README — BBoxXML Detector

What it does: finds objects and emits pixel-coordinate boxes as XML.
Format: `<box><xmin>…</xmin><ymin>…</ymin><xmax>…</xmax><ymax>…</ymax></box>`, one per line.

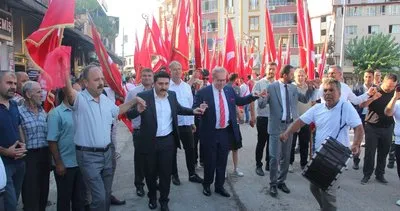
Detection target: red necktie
<box><xmin>219</xmin><ymin>90</ymin><xmax>225</xmax><ymax>128</ymax></box>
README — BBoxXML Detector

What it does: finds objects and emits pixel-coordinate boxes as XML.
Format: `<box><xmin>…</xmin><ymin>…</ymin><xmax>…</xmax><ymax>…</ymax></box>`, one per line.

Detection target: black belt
<box><xmin>281</xmin><ymin>119</ymin><xmax>293</xmax><ymax>124</ymax></box>
<box><xmin>75</xmin><ymin>143</ymin><xmax>112</xmax><ymax>152</ymax></box>
<box><xmin>27</xmin><ymin>147</ymin><xmax>49</xmax><ymax>152</ymax></box>
<box><xmin>156</xmin><ymin>133</ymin><xmax>172</xmax><ymax>139</ymax></box>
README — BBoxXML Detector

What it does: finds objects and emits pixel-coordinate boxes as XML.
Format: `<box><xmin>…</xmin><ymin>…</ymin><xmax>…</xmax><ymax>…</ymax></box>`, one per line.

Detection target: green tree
<box><xmin>345</xmin><ymin>33</ymin><xmax>400</xmax><ymax>74</ymax></box>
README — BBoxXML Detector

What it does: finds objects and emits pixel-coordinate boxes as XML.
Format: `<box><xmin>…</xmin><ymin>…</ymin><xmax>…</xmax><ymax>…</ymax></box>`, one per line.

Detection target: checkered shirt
<box><xmin>18</xmin><ymin>104</ymin><xmax>48</xmax><ymax>149</ymax></box>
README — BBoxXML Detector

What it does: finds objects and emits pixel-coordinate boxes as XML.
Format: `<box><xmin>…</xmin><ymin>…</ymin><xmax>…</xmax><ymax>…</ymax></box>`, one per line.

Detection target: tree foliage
<box><xmin>345</xmin><ymin>33</ymin><xmax>400</xmax><ymax>74</ymax></box>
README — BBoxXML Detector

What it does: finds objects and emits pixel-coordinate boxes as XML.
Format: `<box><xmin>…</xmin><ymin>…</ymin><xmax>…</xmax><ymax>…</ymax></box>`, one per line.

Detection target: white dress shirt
<box><xmin>392</xmin><ymin>101</ymin><xmax>400</xmax><ymax>145</ymax></box>
<box><xmin>279</xmin><ymin>80</ymin><xmax>292</xmax><ymax>121</ymax></box>
<box><xmin>154</xmin><ymin>89</ymin><xmax>173</xmax><ymax>137</ymax></box>
<box><xmin>125</xmin><ymin>82</ymin><xmax>136</xmax><ymax>92</ymax></box>
<box><xmin>240</xmin><ymin>83</ymin><xmax>250</xmax><ymax>97</ymax></box>
<box><xmin>213</xmin><ymin>85</ymin><xmax>229</xmax><ymax>129</ymax></box>
<box><xmin>0</xmin><ymin>157</ymin><xmax>6</xmax><ymax>190</ymax></box>
<box><xmin>169</xmin><ymin>79</ymin><xmax>194</xmax><ymax>126</ymax></box>
<box><xmin>362</xmin><ymin>84</ymin><xmax>369</xmax><ymax>115</ymax></box>
<box><xmin>125</xmin><ymin>85</ymin><xmax>151</xmax><ymax>129</ymax></box>
<box><xmin>300</xmin><ymin>100</ymin><xmax>362</xmax><ymax>150</ymax></box>
<box><xmin>316</xmin><ymin>82</ymin><xmax>369</xmax><ymax>104</ymax></box>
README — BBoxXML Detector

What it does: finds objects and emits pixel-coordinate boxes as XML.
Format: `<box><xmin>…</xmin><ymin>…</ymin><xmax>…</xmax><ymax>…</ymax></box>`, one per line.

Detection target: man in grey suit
<box><xmin>259</xmin><ymin>64</ymin><xmax>315</xmax><ymax>197</ymax></box>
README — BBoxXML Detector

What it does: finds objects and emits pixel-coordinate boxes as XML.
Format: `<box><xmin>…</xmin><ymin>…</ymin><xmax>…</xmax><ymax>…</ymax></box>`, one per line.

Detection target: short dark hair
<box><xmin>57</xmin><ymin>89</ymin><xmax>65</xmax><ymax>103</ymax></box>
<box><xmin>82</xmin><ymin>64</ymin><xmax>100</xmax><ymax>80</ymax></box>
<box><xmin>141</xmin><ymin>68</ymin><xmax>153</xmax><ymax>75</ymax></box>
<box><xmin>247</xmin><ymin>75</ymin><xmax>251</xmax><ymax>80</ymax></box>
<box><xmin>280</xmin><ymin>64</ymin><xmax>294</xmax><ymax>78</ymax></box>
<box><xmin>364</xmin><ymin>68</ymin><xmax>374</xmax><ymax>75</ymax></box>
<box><xmin>202</xmin><ymin>69</ymin><xmax>209</xmax><ymax>77</ymax></box>
<box><xmin>154</xmin><ymin>71</ymin><xmax>170</xmax><ymax>82</ymax></box>
<box><xmin>229</xmin><ymin>73</ymin><xmax>239</xmax><ymax>82</ymax></box>
<box><xmin>384</xmin><ymin>73</ymin><xmax>397</xmax><ymax>82</ymax></box>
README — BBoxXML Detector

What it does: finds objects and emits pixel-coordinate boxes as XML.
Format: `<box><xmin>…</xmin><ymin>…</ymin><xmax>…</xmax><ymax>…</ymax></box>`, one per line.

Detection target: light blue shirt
<box><xmin>47</xmin><ymin>103</ymin><xmax>77</xmax><ymax>168</ymax></box>
<box><xmin>72</xmin><ymin>90</ymin><xmax>119</xmax><ymax>148</ymax></box>
<box><xmin>0</xmin><ymin>157</ymin><xmax>6</xmax><ymax>190</ymax></box>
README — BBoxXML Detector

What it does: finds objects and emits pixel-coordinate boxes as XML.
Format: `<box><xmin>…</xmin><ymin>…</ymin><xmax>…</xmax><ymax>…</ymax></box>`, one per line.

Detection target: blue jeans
<box><xmin>4</xmin><ymin>161</ymin><xmax>25</xmax><ymax>211</ymax></box>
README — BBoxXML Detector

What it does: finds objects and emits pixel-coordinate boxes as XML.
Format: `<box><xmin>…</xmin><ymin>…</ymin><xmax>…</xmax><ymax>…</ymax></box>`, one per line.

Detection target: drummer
<box><xmin>280</xmin><ymin>78</ymin><xmax>364</xmax><ymax>211</ymax></box>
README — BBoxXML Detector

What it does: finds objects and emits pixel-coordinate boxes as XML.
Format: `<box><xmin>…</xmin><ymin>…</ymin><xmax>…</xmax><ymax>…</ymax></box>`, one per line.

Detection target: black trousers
<box><xmin>290</xmin><ymin>125</ymin><xmax>310</xmax><ymax>166</ymax></box>
<box><xmin>193</xmin><ymin>117</ymin><xmax>204</xmax><ymax>165</ymax></box>
<box><xmin>22</xmin><ymin>147</ymin><xmax>51</xmax><ymax>211</ymax></box>
<box><xmin>395</xmin><ymin>144</ymin><xmax>400</xmax><ymax>178</ymax></box>
<box><xmin>142</xmin><ymin>134</ymin><xmax>175</xmax><ymax>204</ymax></box>
<box><xmin>0</xmin><ymin>192</ymin><xmax>4</xmax><ymax>211</ymax></box>
<box><xmin>354</xmin><ymin>114</ymin><xmax>366</xmax><ymax>164</ymax></box>
<box><xmin>388</xmin><ymin>141</ymin><xmax>396</xmax><ymax>164</ymax></box>
<box><xmin>54</xmin><ymin>167</ymin><xmax>86</xmax><ymax>211</ymax></box>
<box><xmin>255</xmin><ymin>117</ymin><xmax>270</xmax><ymax>168</ymax></box>
<box><xmin>363</xmin><ymin>124</ymin><xmax>393</xmax><ymax>177</ymax></box>
<box><xmin>133</xmin><ymin>130</ymin><xmax>145</xmax><ymax>189</ymax></box>
<box><xmin>202</xmin><ymin>128</ymin><xmax>230</xmax><ymax>189</ymax></box>
<box><xmin>172</xmin><ymin>126</ymin><xmax>196</xmax><ymax>176</ymax></box>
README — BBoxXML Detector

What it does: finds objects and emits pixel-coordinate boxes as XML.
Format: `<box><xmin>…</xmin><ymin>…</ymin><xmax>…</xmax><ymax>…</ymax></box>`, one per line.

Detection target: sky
<box><xmin>108</xmin><ymin>0</ymin><xmax>160</xmax><ymax>57</ymax></box>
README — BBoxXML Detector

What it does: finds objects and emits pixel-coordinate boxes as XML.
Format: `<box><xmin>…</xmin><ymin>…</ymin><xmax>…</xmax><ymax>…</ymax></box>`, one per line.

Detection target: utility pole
<box><xmin>121</xmin><ymin>27</ymin><xmax>125</xmax><ymax>58</ymax></box>
<box><xmin>339</xmin><ymin>0</ymin><xmax>346</xmax><ymax>67</ymax></box>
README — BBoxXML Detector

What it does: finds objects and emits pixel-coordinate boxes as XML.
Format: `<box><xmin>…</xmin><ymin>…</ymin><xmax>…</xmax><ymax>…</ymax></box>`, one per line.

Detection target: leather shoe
<box><xmin>136</xmin><ymin>186</ymin><xmax>145</xmax><ymax>197</ymax></box>
<box><xmin>160</xmin><ymin>203</ymin><xmax>170</xmax><ymax>211</ymax></box>
<box><xmin>277</xmin><ymin>183</ymin><xmax>290</xmax><ymax>194</ymax></box>
<box><xmin>376</xmin><ymin>175</ymin><xmax>388</xmax><ymax>184</ymax></box>
<box><xmin>265</xmin><ymin>164</ymin><xmax>270</xmax><ymax>171</ymax></box>
<box><xmin>387</xmin><ymin>162</ymin><xmax>395</xmax><ymax>169</ymax></box>
<box><xmin>255</xmin><ymin>167</ymin><xmax>265</xmax><ymax>176</ymax></box>
<box><xmin>110</xmin><ymin>195</ymin><xmax>126</xmax><ymax>205</ymax></box>
<box><xmin>189</xmin><ymin>174</ymin><xmax>204</xmax><ymax>183</ymax></box>
<box><xmin>215</xmin><ymin>187</ymin><xmax>231</xmax><ymax>197</ymax></box>
<box><xmin>148</xmin><ymin>199</ymin><xmax>157</xmax><ymax>210</ymax></box>
<box><xmin>269</xmin><ymin>185</ymin><xmax>278</xmax><ymax>197</ymax></box>
<box><xmin>203</xmin><ymin>185</ymin><xmax>211</xmax><ymax>196</ymax></box>
<box><xmin>172</xmin><ymin>174</ymin><xmax>181</xmax><ymax>186</ymax></box>
<box><xmin>352</xmin><ymin>162</ymin><xmax>359</xmax><ymax>170</ymax></box>
<box><xmin>361</xmin><ymin>176</ymin><xmax>370</xmax><ymax>185</ymax></box>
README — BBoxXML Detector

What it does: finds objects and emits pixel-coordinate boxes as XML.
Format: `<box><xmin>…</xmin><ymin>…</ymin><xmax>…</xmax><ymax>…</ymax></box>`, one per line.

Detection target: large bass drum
<box><xmin>302</xmin><ymin>136</ymin><xmax>352</xmax><ymax>191</ymax></box>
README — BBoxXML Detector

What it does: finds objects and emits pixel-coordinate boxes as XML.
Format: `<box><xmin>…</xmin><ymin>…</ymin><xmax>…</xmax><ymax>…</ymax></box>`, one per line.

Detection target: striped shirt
<box><xmin>19</xmin><ymin>104</ymin><xmax>48</xmax><ymax>149</ymax></box>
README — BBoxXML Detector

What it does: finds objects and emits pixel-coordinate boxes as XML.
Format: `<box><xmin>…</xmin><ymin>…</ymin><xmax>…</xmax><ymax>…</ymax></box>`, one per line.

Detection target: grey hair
<box><xmin>82</xmin><ymin>64</ymin><xmax>100</xmax><ymax>80</ymax></box>
<box><xmin>0</xmin><ymin>70</ymin><xmax>16</xmax><ymax>81</ymax></box>
<box><xmin>169</xmin><ymin>61</ymin><xmax>182</xmax><ymax>69</ymax></box>
<box><xmin>322</xmin><ymin>78</ymin><xmax>341</xmax><ymax>92</ymax></box>
<box><xmin>212</xmin><ymin>66</ymin><xmax>227</xmax><ymax>78</ymax></box>
<box><xmin>22</xmin><ymin>81</ymin><xmax>40</xmax><ymax>98</ymax></box>
<box><xmin>329</xmin><ymin>65</ymin><xmax>342</xmax><ymax>73</ymax></box>
<box><xmin>294</xmin><ymin>68</ymin><xmax>305</xmax><ymax>75</ymax></box>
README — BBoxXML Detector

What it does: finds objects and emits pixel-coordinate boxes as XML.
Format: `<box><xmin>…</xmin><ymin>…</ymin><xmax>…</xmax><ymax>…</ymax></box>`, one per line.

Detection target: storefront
<box><xmin>0</xmin><ymin>8</ymin><xmax>14</xmax><ymax>71</ymax></box>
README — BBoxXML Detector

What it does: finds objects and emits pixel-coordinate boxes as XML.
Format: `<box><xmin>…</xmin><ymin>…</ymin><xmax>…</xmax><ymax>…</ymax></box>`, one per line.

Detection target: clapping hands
<box><xmin>253</xmin><ymin>89</ymin><xmax>268</xmax><ymax>98</ymax></box>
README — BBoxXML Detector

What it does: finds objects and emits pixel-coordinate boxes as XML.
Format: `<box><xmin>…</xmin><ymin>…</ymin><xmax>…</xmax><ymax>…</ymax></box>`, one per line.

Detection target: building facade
<box><xmin>333</xmin><ymin>0</ymin><xmax>400</xmax><ymax>73</ymax></box>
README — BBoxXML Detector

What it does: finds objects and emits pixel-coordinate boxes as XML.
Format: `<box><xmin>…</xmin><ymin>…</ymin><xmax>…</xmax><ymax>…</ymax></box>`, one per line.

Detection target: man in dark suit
<box><xmin>193</xmin><ymin>67</ymin><xmax>265</xmax><ymax>197</ymax></box>
<box><xmin>127</xmin><ymin>71</ymin><xmax>205</xmax><ymax>211</ymax></box>
<box><xmin>352</xmin><ymin>69</ymin><xmax>374</xmax><ymax>169</ymax></box>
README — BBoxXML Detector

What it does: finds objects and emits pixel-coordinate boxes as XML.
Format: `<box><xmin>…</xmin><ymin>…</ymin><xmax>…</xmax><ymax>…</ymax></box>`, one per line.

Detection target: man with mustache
<box><xmin>125</xmin><ymin>68</ymin><xmax>154</xmax><ymax>197</ymax></box>
<box><xmin>280</xmin><ymin>78</ymin><xmax>364</xmax><ymax>211</ymax></box>
<box><xmin>19</xmin><ymin>80</ymin><xmax>50</xmax><ymax>211</ymax></box>
<box><xmin>258</xmin><ymin>64</ymin><xmax>315</xmax><ymax>197</ymax></box>
<box><xmin>0</xmin><ymin>71</ymin><xmax>27</xmax><ymax>211</ymax></box>
<box><xmin>127</xmin><ymin>71</ymin><xmax>206</xmax><ymax>211</ymax></box>
<box><xmin>12</xmin><ymin>72</ymin><xmax>29</xmax><ymax>106</ymax></box>
<box><xmin>63</xmin><ymin>64</ymin><xmax>144</xmax><ymax>211</ymax></box>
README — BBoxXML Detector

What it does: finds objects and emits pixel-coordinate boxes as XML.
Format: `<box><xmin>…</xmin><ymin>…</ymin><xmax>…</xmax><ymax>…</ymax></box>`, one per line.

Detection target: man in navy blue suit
<box><xmin>193</xmin><ymin>67</ymin><xmax>266</xmax><ymax>197</ymax></box>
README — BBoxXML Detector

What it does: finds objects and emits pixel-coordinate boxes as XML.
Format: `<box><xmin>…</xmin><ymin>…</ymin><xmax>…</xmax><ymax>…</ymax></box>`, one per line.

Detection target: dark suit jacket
<box><xmin>193</xmin><ymin>85</ymin><xmax>257</xmax><ymax>147</ymax></box>
<box><xmin>126</xmin><ymin>90</ymin><xmax>194</xmax><ymax>153</ymax></box>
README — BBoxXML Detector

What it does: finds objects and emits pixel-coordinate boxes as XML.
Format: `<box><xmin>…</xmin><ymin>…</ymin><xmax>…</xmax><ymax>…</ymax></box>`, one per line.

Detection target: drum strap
<box><xmin>335</xmin><ymin>103</ymin><xmax>346</xmax><ymax>140</ymax></box>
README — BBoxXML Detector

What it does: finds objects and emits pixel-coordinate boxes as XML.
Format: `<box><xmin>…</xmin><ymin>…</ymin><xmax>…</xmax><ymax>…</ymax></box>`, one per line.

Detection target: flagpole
<box><xmin>339</xmin><ymin>0</ymin><xmax>346</xmax><ymax>67</ymax></box>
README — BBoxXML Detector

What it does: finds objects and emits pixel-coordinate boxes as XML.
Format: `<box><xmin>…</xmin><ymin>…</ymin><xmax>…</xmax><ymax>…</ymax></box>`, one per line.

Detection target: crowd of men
<box><xmin>0</xmin><ymin>60</ymin><xmax>400</xmax><ymax>211</ymax></box>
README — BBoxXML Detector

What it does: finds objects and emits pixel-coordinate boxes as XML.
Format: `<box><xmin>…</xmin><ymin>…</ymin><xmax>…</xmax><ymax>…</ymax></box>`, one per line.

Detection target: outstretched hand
<box><xmin>136</xmin><ymin>96</ymin><xmax>147</xmax><ymax>113</ymax></box>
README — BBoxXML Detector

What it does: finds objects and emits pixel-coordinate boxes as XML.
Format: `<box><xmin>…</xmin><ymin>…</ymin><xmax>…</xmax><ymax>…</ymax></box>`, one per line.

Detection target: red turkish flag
<box><xmin>24</xmin><ymin>0</ymin><xmax>74</xmax><ymax>90</ymax></box>
<box><xmin>265</xmin><ymin>7</ymin><xmax>276</xmax><ymax>63</ymax></box>
<box><xmin>193</xmin><ymin>0</ymin><xmax>203</xmax><ymax>69</ymax></box>
<box><xmin>171</xmin><ymin>0</ymin><xmax>190</xmax><ymax>71</ymax></box>
<box><xmin>223</xmin><ymin>19</ymin><xmax>236</xmax><ymax>74</ymax></box>
<box><xmin>150</xmin><ymin>17</ymin><xmax>168</xmax><ymax>69</ymax></box>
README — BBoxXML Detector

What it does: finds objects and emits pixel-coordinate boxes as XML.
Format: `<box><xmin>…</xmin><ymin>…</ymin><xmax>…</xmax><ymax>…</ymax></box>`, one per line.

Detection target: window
<box><xmin>389</xmin><ymin>24</ymin><xmax>400</xmax><ymax>33</ymax></box>
<box><xmin>368</xmin><ymin>25</ymin><xmax>379</xmax><ymax>34</ymax></box>
<box><xmin>202</xmin><ymin>0</ymin><xmax>217</xmax><ymax>13</ymax></box>
<box><xmin>270</xmin><ymin>13</ymin><xmax>297</xmax><ymax>27</ymax></box>
<box><xmin>366</xmin><ymin>6</ymin><xmax>377</xmax><ymax>16</ymax></box>
<box><xmin>321</xmin><ymin>16</ymin><xmax>327</xmax><ymax>23</ymax></box>
<box><xmin>128</xmin><ymin>58</ymin><xmax>132</xmax><ymax>65</ymax></box>
<box><xmin>345</xmin><ymin>25</ymin><xmax>357</xmax><ymax>35</ymax></box>
<box><xmin>269</xmin><ymin>0</ymin><xmax>294</xmax><ymax>6</ymax></box>
<box><xmin>321</xmin><ymin>29</ymin><xmax>327</xmax><ymax>36</ymax></box>
<box><xmin>225</xmin><ymin>0</ymin><xmax>233</xmax><ymax>8</ymax></box>
<box><xmin>202</xmin><ymin>19</ymin><xmax>218</xmax><ymax>32</ymax></box>
<box><xmin>292</xmin><ymin>34</ymin><xmax>298</xmax><ymax>47</ymax></box>
<box><xmin>253</xmin><ymin>36</ymin><xmax>260</xmax><ymax>49</ymax></box>
<box><xmin>381</xmin><ymin>5</ymin><xmax>386</xmax><ymax>15</ymax></box>
<box><xmin>249</xmin><ymin>16</ymin><xmax>260</xmax><ymax>31</ymax></box>
<box><xmin>249</xmin><ymin>0</ymin><xmax>259</xmax><ymax>10</ymax></box>
<box><xmin>389</xmin><ymin>5</ymin><xmax>400</xmax><ymax>15</ymax></box>
<box><xmin>346</xmin><ymin>7</ymin><xmax>361</xmax><ymax>16</ymax></box>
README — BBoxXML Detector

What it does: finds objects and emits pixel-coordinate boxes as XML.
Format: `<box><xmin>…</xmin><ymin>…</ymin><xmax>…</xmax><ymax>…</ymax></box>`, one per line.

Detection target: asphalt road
<box><xmin>41</xmin><ymin>122</ymin><xmax>400</xmax><ymax>211</ymax></box>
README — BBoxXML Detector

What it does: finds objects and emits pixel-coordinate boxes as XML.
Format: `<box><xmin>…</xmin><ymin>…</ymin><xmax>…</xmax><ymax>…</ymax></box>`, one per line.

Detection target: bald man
<box><xmin>12</xmin><ymin>72</ymin><xmax>29</xmax><ymax>106</ymax></box>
